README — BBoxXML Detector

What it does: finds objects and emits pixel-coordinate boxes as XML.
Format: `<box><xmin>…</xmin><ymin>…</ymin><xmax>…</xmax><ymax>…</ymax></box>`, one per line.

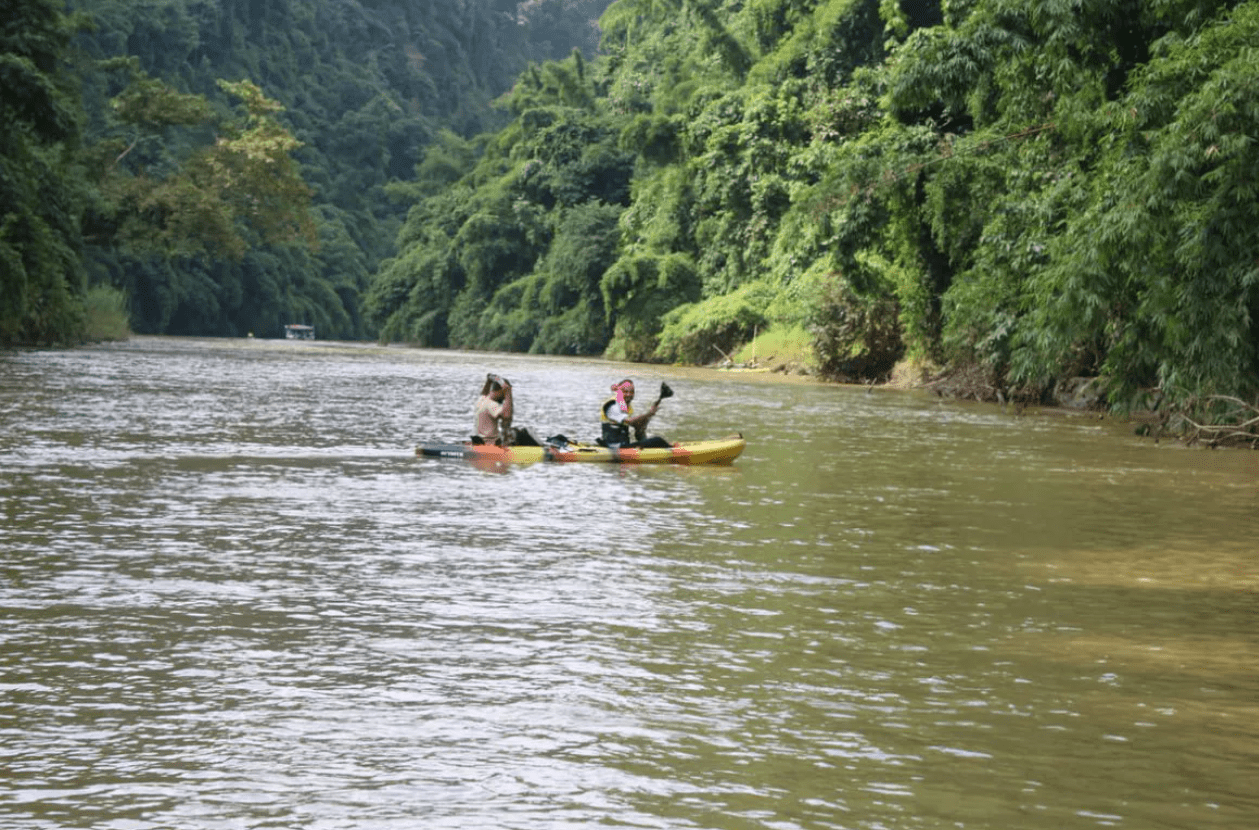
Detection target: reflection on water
<box><xmin>1</xmin><ymin>336</ymin><xmax>1256</xmax><ymax>830</ymax></box>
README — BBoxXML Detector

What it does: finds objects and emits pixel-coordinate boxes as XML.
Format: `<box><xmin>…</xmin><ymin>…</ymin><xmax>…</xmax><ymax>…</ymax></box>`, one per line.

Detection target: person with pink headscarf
<box><xmin>599</xmin><ymin>379</ymin><xmax>670</xmax><ymax>448</ymax></box>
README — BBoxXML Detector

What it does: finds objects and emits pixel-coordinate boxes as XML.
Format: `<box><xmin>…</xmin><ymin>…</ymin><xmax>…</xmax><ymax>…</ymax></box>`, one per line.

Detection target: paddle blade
<box><xmin>659</xmin><ymin>382</ymin><xmax>674</xmax><ymax>400</ymax></box>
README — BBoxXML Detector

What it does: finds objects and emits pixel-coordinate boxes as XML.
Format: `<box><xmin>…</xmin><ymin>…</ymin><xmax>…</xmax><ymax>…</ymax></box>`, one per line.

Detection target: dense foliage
<box><xmin>1</xmin><ymin>0</ymin><xmax>86</xmax><ymax>343</ymax></box>
<box><xmin>2</xmin><ymin>0</ymin><xmax>609</xmax><ymax>343</ymax></box>
<box><xmin>373</xmin><ymin>0</ymin><xmax>1259</xmax><ymax>427</ymax></box>
<box><xmin>4</xmin><ymin>0</ymin><xmax>1257</xmax><ymax>431</ymax></box>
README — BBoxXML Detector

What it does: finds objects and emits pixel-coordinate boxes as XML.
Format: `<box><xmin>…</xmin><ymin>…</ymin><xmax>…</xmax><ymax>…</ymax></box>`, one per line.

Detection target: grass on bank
<box><xmin>82</xmin><ymin>285</ymin><xmax>131</xmax><ymax>342</ymax></box>
<box><xmin>730</xmin><ymin>324</ymin><xmax>818</xmax><ymax>373</ymax></box>
<box><xmin>731</xmin><ymin>325</ymin><xmax>946</xmax><ymax>386</ymax></box>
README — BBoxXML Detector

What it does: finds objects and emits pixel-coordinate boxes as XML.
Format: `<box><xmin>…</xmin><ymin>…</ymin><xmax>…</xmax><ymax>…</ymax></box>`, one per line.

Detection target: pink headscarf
<box><xmin>611</xmin><ymin>379</ymin><xmax>634</xmax><ymax>412</ymax></box>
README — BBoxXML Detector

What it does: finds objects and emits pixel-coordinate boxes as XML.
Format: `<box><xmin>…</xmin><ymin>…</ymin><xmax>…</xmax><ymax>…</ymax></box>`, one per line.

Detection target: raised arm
<box><xmin>625</xmin><ymin>401</ymin><xmax>657</xmax><ymax>430</ymax></box>
<box><xmin>499</xmin><ymin>380</ymin><xmax>514</xmax><ymax>427</ymax></box>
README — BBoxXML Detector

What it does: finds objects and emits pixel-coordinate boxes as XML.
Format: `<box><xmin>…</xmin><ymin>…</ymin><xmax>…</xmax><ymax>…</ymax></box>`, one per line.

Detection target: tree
<box><xmin>1</xmin><ymin>0</ymin><xmax>87</xmax><ymax>344</ymax></box>
<box><xmin>371</xmin><ymin>48</ymin><xmax>634</xmax><ymax>354</ymax></box>
<box><xmin>1013</xmin><ymin>2</ymin><xmax>1259</xmax><ymax>413</ymax></box>
<box><xmin>89</xmin><ymin>72</ymin><xmax>314</xmax><ymax>261</ymax></box>
<box><xmin>80</xmin><ymin>69</ymin><xmax>326</xmax><ymax>335</ymax></box>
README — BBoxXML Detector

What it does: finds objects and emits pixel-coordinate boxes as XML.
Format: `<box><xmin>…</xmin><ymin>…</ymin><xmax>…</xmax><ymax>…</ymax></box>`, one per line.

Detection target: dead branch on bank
<box><xmin>1176</xmin><ymin>395</ymin><xmax>1259</xmax><ymax>449</ymax></box>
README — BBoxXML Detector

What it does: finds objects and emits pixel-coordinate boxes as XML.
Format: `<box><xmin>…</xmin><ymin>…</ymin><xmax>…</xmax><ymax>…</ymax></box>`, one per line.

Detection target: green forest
<box><xmin>3</xmin><ymin>0</ymin><xmax>607</xmax><ymax>342</ymax></box>
<box><xmin>4</xmin><ymin>0</ymin><xmax>1259</xmax><ymax>435</ymax></box>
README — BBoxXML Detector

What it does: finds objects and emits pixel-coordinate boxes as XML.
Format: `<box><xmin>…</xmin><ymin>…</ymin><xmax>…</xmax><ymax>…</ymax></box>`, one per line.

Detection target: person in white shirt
<box><xmin>599</xmin><ymin>379</ymin><xmax>670</xmax><ymax>448</ymax></box>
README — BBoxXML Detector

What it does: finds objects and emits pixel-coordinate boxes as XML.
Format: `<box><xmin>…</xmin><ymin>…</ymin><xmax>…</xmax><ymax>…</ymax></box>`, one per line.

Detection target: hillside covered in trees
<box><xmin>3</xmin><ymin>0</ymin><xmax>608</xmax><ymax>341</ymax></box>
<box><xmin>3</xmin><ymin>0</ymin><xmax>1258</xmax><ymax>434</ymax></box>
<box><xmin>368</xmin><ymin>0</ymin><xmax>1259</xmax><ymax>430</ymax></box>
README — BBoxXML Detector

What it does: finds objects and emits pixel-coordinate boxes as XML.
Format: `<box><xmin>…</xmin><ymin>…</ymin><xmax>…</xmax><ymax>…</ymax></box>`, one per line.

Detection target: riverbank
<box><xmin>688</xmin><ymin>345</ymin><xmax>1175</xmax><ymax>443</ymax></box>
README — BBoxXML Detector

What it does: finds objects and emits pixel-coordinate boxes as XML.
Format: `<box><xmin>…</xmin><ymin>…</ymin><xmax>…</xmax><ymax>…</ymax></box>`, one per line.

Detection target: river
<box><xmin>1</xmin><ymin>336</ymin><xmax>1255</xmax><ymax>830</ymax></box>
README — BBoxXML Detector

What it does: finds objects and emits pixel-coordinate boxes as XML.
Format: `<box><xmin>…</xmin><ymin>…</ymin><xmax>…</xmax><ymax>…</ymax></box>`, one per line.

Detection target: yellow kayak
<box><xmin>416</xmin><ymin>434</ymin><xmax>746</xmax><ymax>465</ymax></box>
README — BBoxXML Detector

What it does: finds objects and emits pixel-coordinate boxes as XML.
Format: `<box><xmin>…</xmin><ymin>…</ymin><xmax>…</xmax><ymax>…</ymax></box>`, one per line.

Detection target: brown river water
<box><xmin>1</xmin><ymin>336</ymin><xmax>1255</xmax><ymax>830</ymax></box>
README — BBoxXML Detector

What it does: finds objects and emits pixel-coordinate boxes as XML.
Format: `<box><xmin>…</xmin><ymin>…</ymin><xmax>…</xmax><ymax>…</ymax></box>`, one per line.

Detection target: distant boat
<box><xmin>284</xmin><ymin>324</ymin><xmax>315</xmax><ymax>340</ymax></box>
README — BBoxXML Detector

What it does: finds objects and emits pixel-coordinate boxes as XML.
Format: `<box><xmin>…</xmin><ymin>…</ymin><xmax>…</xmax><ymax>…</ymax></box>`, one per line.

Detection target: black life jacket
<box><xmin>600</xmin><ymin>397</ymin><xmax>631</xmax><ymax>445</ymax></box>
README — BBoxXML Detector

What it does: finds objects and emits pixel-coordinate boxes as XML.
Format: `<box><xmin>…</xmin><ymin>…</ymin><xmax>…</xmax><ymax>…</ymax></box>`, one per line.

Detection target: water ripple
<box><xmin>2</xmin><ymin>338</ymin><xmax>1256</xmax><ymax>830</ymax></box>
